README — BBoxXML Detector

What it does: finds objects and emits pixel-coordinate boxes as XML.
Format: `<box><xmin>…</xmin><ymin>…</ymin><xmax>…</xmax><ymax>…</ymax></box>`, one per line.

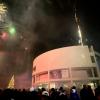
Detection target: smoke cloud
<box><xmin>0</xmin><ymin>0</ymin><xmax>76</xmax><ymax>88</ymax></box>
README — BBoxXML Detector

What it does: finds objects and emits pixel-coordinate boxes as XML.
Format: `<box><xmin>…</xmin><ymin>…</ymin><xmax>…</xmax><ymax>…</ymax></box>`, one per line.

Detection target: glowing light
<box><xmin>25</xmin><ymin>47</ymin><xmax>28</xmax><ymax>51</ymax></box>
<box><xmin>7</xmin><ymin>75</ymin><xmax>14</xmax><ymax>89</ymax></box>
<box><xmin>78</xmin><ymin>25</ymin><xmax>83</xmax><ymax>46</ymax></box>
<box><xmin>0</xmin><ymin>4</ymin><xmax>7</xmax><ymax>13</ymax></box>
<box><xmin>78</xmin><ymin>40</ymin><xmax>81</xmax><ymax>44</ymax></box>
<box><xmin>88</xmin><ymin>83</ymin><xmax>95</xmax><ymax>89</ymax></box>
<box><xmin>1</xmin><ymin>32</ymin><xmax>8</xmax><ymax>40</ymax></box>
<box><xmin>9</xmin><ymin>26</ymin><xmax>16</xmax><ymax>36</ymax></box>
<box><xmin>30</xmin><ymin>87</ymin><xmax>34</xmax><ymax>91</ymax></box>
<box><xmin>78</xmin><ymin>26</ymin><xmax>82</xmax><ymax>38</ymax></box>
<box><xmin>50</xmin><ymin>83</ymin><xmax>55</xmax><ymax>88</ymax></box>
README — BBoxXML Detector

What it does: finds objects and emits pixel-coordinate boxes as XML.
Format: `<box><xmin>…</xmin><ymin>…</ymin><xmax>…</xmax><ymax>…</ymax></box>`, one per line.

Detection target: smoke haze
<box><xmin>0</xmin><ymin>0</ymin><xmax>76</xmax><ymax>88</ymax></box>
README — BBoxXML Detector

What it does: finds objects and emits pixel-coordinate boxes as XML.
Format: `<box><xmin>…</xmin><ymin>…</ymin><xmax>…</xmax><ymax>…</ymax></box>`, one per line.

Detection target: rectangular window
<box><xmin>61</xmin><ymin>69</ymin><xmax>69</xmax><ymax>78</ymax></box>
<box><xmin>36</xmin><ymin>72</ymin><xmax>48</xmax><ymax>82</ymax></box>
<box><xmin>91</xmin><ymin>56</ymin><xmax>95</xmax><ymax>63</ymax></box>
<box><xmin>93</xmin><ymin>68</ymin><xmax>98</xmax><ymax>77</ymax></box>
<box><xmin>87</xmin><ymin>69</ymin><xmax>93</xmax><ymax>77</ymax></box>
<box><xmin>72</xmin><ymin>70</ymin><xmax>88</xmax><ymax>78</ymax></box>
<box><xmin>39</xmin><ymin>73</ymin><xmax>48</xmax><ymax>82</ymax></box>
<box><xmin>50</xmin><ymin>70</ymin><xmax>62</xmax><ymax>79</ymax></box>
<box><xmin>72</xmin><ymin>69</ymin><xmax>93</xmax><ymax>78</ymax></box>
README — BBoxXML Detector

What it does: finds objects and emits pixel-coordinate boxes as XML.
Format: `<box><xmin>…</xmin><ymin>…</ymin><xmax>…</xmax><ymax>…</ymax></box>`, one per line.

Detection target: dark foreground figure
<box><xmin>0</xmin><ymin>85</ymin><xmax>100</xmax><ymax>100</ymax></box>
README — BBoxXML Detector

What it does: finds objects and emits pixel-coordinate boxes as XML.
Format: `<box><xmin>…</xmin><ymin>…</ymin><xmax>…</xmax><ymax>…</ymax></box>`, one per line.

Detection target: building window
<box><xmin>61</xmin><ymin>69</ymin><xmax>69</xmax><ymax>78</ymax></box>
<box><xmin>36</xmin><ymin>72</ymin><xmax>48</xmax><ymax>82</ymax></box>
<box><xmin>39</xmin><ymin>73</ymin><xmax>48</xmax><ymax>81</ymax></box>
<box><xmin>50</xmin><ymin>69</ymin><xmax>69</xmax><ymax>79</ymax></box>
<box><xmin>72</xmin><ymin>69</ymin><xmax>93</xmax><ymax>78</ymax></box>
<box><xmin>50</xmin><ymin>70</ymin><xmax>62</xmax><ymax>79</ymax></box>
<box><xmin>87</xmin><ymin>69</ymin><xmax>93</xmax><ymax>77</ymax></box>
<box><xmin>72</xmin><ymin>70</ymin><xmax>87</xmax><ymax>78</ymax></box>
<box><xmin>91</xmin><ymin>56</ymin><xmax>95</xmax><ymax>63</ymax></box>
<box><xmin>93</xmin><ymin>68</ymin><xmax>98</xmax><ymax>77</ymax></box>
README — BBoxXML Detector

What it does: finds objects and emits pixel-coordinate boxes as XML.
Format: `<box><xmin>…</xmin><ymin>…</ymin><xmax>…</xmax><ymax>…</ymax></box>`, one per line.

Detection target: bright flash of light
<box><xmin>78</xmin><ymin>40</ymin><xmax>81</xmax><ymax>44</ymax></box>
<box><xmin>9</xmin><ymin>26</ymin><xmax>16</xmax><ymax>36</ymax></box>
<box><xmin>1</xmin><ymin>32</ymin><xmax>8</xmax><ymax>40</ymax></box>
<box><xmin>78</xmin><ymin>25</ymin><xmax>83</xmax><ymax>46</ymax></box>
<box><xmin>0</xmin><ymin>4</ymin><xmax>7</xmax><ymax>14</ymax></box>
<box><xmin>7</xmin><ymin>75</ymin><xmax>14</xmax><ymax>89</ymax></box>
<box><xmin>78</xmin><ymin>26</ymin><xmax>82</xmax><ymax>38</ymax></box>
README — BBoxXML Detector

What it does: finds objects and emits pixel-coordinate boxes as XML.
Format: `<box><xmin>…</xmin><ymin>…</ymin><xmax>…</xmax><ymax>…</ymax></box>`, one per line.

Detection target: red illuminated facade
<box><xmin>32</xmin><ymin>46</ymin><xmax>100</xmax><ymax>89</ymax></box>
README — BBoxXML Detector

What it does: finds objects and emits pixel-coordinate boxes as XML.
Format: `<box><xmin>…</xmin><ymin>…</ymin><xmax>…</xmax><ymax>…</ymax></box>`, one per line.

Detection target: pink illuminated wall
<box><xmin>33</xmin><ymin>46</ymin><xmax>96</xmax><ymax>73</ymax></box>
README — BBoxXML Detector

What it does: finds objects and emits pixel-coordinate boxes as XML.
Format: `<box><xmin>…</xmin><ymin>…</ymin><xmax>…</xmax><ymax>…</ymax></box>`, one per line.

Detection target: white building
<box><xmin>32</xmin><ymin>45</ymin><xmax>100</xmax><ymax>89</ymax></box>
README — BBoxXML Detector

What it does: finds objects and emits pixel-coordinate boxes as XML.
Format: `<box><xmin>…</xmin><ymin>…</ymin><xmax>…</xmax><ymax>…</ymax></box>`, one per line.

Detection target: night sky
<box><xmin>0</xmin><ymin>0</ymin><xmax>100</xmax><ymax>88</ymax></box>
<box><xmin>77</xmin><ymin>0</ymin><xmax>100</xmax><ymax>52</ymax></box>
<box><xmin>2</xmin><ymin>0</ymin><xmax>100</xmax><ymax>55</ymax></box>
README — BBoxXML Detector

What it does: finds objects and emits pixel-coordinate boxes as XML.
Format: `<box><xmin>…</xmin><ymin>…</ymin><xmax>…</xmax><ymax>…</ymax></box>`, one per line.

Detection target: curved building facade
<box><xmin>32</xmin><ymin>46</ymin><xmax>100</xmax><ymax>89</ymax></box>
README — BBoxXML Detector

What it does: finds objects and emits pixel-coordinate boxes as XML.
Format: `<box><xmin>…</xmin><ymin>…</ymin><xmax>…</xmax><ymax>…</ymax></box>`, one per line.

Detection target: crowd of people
<box><xmin>0</xmin><ymin>85</ymin><xmax>100</xmax><ymax>100</ymax></box>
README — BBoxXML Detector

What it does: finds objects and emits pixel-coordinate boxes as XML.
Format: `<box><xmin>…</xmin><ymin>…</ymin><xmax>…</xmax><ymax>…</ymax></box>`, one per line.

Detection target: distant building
<box><xmin>32</xmin><ymin>45</ymin><xmax>100</xmax><ymax>89</ymax></box>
